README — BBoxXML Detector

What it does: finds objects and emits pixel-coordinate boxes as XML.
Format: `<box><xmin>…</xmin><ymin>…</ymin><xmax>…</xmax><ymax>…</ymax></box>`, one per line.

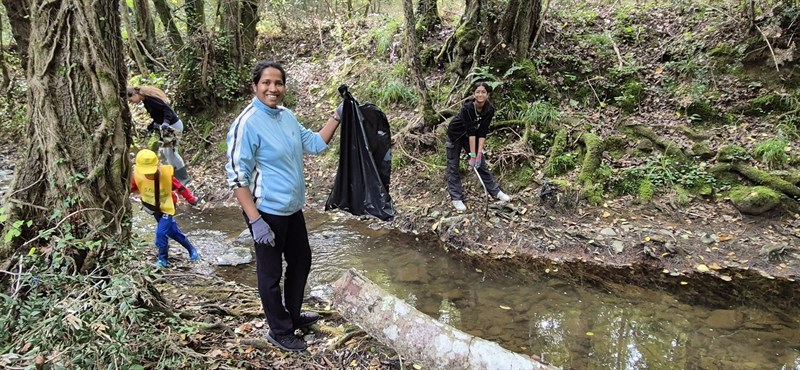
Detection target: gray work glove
<box><xmin>335</xmin><ymin>102</ymin><xmax>344</xmax><ymax>121</ymax></box>
<box><xmin>249</xmin><ymin>216</ymin><xmax>276</xmax><ymax>247</ymax></box>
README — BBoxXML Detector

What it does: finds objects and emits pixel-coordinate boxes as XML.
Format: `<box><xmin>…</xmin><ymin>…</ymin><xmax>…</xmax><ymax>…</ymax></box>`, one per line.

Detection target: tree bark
<box><xmin>240</xmin><ymin>0</ymin><xmax>259</xmax><ymax>62</ymax></box>
<box><xmin>152</xmin><ymin>0</ymin><xmax>184</xmax><ymax>51</ymax></box>
<box><xmin>133</xmin><ymin>0</ymin><xmax>158</xmax><ymax>57</ymax></box>
<box><xmin>221</xmin><ymin>0</ymin><xmax>243</xmax><ymax>65</ymax></box>
<box><xmin>185</xmin><ymin>0</ymin><xmax>205</xmax><ymax>36</ymax></box>
<box><xmin>2</xmin><ymin>0</ymin><xmax>31</xmax><ymax>67</ymax></box>
<box><xmin>499</xmin><ymin>0</ymin><xmax>541</xmax><ymax>59</ymax></box>
<box><xmin>0</xmin><ymin>7</ymin><xmax>9</xmax><ymax>91</ymax></box>
<box><xmin>402</xmin><ymin>0</ymin><xmax>437</xmax><ymax>130</ymax></box>
<box><xmin>415</xmin><ymin>0</ymin><xmax>441</xmax><ymax>36</ymax></box>
<box><xmin>1</xmin><ymin>0</ymin><xmax>133</xmax><ymax>269</ymax></box>
<box><xmin>332</xmin><ymin>269</ymin><xmax>557</xmax><ymax>370</ymax></box>
<box><xmin>121</xmin><ymin>2</ymin><xmax>150</xmax><ymax>76</ymax></box>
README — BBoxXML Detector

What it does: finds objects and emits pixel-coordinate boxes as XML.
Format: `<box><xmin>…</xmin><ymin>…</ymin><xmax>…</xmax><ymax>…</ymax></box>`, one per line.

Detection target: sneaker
<box><xmin>496</xmin><ymin>191</ymin><xmax>511</xmax><ymax>202</ymax></box>
<box><xmin>188</xmin><ymin>248</ymin><xmax>201</xmax><ymax>261</ymax></box>
<box><xmin>155</xmin><ymin>258</ymin><xmax>168</xmax><ymax>268</ymax></box>
<box><xmin>452</xmin><ymin>200</ymin><xmax>466</xmax><ymax>211</ymax></box>
<box><xmin>295</xmin><ymin>311</ymin><xmax>320</xmax><ymax>329</ymax></box>
<box><xmin>267</xmin><ymin>330</ymin><xmax>307</xmax><ymax>352</ymax></box>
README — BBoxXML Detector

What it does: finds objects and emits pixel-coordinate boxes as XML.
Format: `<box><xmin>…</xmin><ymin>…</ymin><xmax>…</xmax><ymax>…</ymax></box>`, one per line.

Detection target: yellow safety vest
<box><xmin>133</xmin><ymin>165</ymin><xmax>176</xmax><ymax>215</ymax></box>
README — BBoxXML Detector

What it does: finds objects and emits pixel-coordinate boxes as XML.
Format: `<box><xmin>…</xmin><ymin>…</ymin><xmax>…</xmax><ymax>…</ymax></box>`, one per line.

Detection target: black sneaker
<box><xmin>267</xmin><ymin>330</ymin><xmax>307</xmax><ymax>352</ymax></box>
<box><xmin>295</xmin><ymin>311</ymin><xmax>320</xmax><ymax>329</ymax></box>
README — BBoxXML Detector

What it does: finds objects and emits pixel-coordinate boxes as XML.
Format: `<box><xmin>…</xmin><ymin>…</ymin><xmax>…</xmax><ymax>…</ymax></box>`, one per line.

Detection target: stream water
<box><xmin>180</xmin><ymin>206</ymin><xmax>798</xmax><ymax>370</ymax></box>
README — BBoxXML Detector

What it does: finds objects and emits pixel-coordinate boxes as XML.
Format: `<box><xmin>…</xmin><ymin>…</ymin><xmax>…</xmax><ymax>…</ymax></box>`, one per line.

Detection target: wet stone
<box><xmin>394</xmin><ymin>264</ymin><xmax>431</xmax><ymax>284</ymax></box>
<box><xmin>612</xmin><ymin>241</ymin><xmax>625</xmax><ymax>253</ymax></box>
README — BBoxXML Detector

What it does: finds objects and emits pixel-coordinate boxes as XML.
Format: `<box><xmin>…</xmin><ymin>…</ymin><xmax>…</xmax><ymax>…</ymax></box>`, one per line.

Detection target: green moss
<box><xmin>685</xmin><ymin>100</ymin><xmax>717</xmax><ymax>122</ymax></box>
<box><xmin>577</xmin><ymin>133</ymin><xmax>603</xmax><ymax>185</ymax></box>
<box><xmin>717</xmin><ymin>145</ymin><xmax>751</xmax><ymax>163</ymax></box>
<box><xmin>545</xmin><ymin>153</ymin><xmax>577</xmax><ymax>177</ymax></box>
<box><xmin>729</xmin><ymin>186</ymin><xmax>782</xmax><ymax>215</ymax></box>
<box><xmin>585</xmin><ymin>184</ymin><xmax>605</xmax><ymax>205</ymax></box>
<box><xmin>675</xmin><ymin>185</ymin><xmax>692</xmax><ymax>206</ymax></box>
<box><xmin>507</xmin><ymin>166</ymin><xmax>536</xmax><ymax>190</ymax></box>
<box><xmin>638</xmin><ymin>179</ymin><xmax>654</xmax><ymax>201</ymax></box>
<box><xmin>744</xmin><ymin>93</ymin><xmax>793</xmax><ymax>115</ymax></box>
<box><xmin>690</xmin><ymin>141</ymin><xmax>714</xmax><ymax>160</ymax></box>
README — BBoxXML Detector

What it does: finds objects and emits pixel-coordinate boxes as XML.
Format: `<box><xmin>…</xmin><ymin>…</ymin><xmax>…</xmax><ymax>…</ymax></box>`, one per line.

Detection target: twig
<box><xmin>755</xmin><ymin>23</ymin><xmax>780</xmax><ymax>72</ymax></box>
<box><xmin>21</xmin><ymin>208</ymin><xmax>114</xmax><ymax>248</ymax></box>
<box><xmin>586</xmin><ymin>77</ymin><xmax>602</xmax><ymax>106</ymax></box>
<box><xmin>608</xmin><ymin>32</ymin><xmax>624</xmax><ymax>68</ymax></box>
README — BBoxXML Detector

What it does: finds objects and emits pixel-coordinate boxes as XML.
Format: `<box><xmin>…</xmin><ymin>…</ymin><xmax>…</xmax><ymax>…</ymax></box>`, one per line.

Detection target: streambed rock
<box><xmin>186</xmin><ymin>230</ymin><xmax>253</xmax><ymax>266</ymax></box>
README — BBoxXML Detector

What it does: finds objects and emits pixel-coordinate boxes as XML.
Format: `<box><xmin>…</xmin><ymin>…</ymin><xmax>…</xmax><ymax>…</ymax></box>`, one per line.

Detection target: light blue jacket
<box><xmin>226</xmin><ymin>97</ymin><xmax>328</xmax><ymax>216</ymax></box>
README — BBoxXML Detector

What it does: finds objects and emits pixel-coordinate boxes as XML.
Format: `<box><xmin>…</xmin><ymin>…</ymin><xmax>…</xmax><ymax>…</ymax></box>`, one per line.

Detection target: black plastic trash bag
<box><xmin>325</xmin><ymin>85</ymin><xmax>395</xmax><ymax>221</ymax></box>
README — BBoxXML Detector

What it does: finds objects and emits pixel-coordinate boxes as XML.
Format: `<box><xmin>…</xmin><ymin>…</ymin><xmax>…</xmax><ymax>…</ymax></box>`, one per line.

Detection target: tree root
<box><xmin>328</xmin><ymin>325</ymin><xmax>366</xmax><ymax>350</ymax></box>
<box><xmin>624</xmin><ymin>122</ymin><xmax>688</xmax><ymax>160</ymax></box>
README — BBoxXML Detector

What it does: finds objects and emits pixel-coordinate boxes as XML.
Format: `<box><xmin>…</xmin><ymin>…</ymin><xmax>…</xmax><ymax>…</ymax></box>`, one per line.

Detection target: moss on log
<box><xmin>625</xmin><ymin>124</ymin><xmax>687</xmax><ymax>160</ymax></box>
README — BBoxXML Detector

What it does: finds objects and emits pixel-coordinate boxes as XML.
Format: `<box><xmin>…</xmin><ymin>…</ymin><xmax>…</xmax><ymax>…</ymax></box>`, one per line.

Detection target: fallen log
<box><xmin>332</xmin><ymin>269</ymin><xmax>558</xmax><ymax>370</ymax></box>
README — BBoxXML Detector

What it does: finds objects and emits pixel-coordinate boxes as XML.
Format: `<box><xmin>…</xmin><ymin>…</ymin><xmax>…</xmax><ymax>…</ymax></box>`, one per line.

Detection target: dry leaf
<box><xmin>696</xmin><ymin>264</ymin><xmax>710</xmax><ymax>272</ymax></box>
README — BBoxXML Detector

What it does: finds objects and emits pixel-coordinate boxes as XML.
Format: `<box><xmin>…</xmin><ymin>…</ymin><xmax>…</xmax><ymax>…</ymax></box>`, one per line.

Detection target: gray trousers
<box><xmin>445</xmin><ymin>139</ymin><xmax>501</xmax><ymax>201</ymax></box>
<box><xmin>160</xmin><ymin>119</ymin><xmax>191</xmax><ymax>185</ymax></box>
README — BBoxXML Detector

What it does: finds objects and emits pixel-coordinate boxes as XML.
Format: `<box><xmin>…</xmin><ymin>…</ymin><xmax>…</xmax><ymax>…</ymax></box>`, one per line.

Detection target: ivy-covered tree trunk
<box><xmin>152</xmin><ymin>0</ymin><xmax>184</xmax><ymax>52</ymax></box>
<box><xmin>415</xmin><ymin>0</ymin><xmax>441</xmax><ymax>36</ymax></box>
<box><xmin>1</xmin><ymin>0</ymin><xmax>133</xmax><ymax>269</ymax></box>
<box><xmin>177</xmin><ymin>0</ymin><xmax>216</xmax><ymax>112</ymax></box>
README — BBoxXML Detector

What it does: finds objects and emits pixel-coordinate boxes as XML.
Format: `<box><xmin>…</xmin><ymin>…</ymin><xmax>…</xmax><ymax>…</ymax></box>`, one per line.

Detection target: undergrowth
<box><xmin>0</xmin><ymin>236</ymin><xmax>203</xmax><ymax>369</ymax></box>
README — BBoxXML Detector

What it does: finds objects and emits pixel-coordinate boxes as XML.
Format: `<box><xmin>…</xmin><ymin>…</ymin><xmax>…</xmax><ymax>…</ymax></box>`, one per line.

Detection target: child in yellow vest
<box><xmin>131</xmin><ymin>149</ymin><xmax>200</xmax><ymax>267</ymax></box>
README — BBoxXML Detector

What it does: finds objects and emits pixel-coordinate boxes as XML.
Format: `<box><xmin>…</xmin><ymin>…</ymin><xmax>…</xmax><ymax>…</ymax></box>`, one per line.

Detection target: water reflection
<box><xmin>107</xmin><ymin>204</ymin><xmax>800</xmax><ymax>369</ymax></box>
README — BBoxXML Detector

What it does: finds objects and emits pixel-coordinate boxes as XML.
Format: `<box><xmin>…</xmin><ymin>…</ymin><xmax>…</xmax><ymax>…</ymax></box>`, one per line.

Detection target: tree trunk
<box><xmin>402</xmin><ymin>0</ymin><xmax>437</xmax><ymax>131</ymax></box>
<box><xmin>415</xmin><ymin>0</ymin><xmax>441</xmax><ymax>36</ymax></box>
<box><xmin>185</xmin><ymin>0</ymin><xmax>205</xmax><ymax>36</ymax></box>
<box><xmin>221</xmin><ymin>0</ymin><xmax>243</xmax><ymax>66</ymax></box>
<box><xmin>240</xmin><ymin>0</ymin><xmax>259</xmax><ymax>62</ymax></box>
<box><xmin>440</xmin><ymin>0</ymin><xmax>541</xmax><ymax>74</ymax></box>
<box><xmin>121</xmin><ymin>2</ymin><xmax>150</xmax><ymax>76</ymax></box>
<box><xmin>152</xmin><ymin>0</ymin><xmax>184</xmax><ymax>51</ymax></box>
<box><xmin>0</xmin><ymin>8</ymin><xmax>9</xmax><ymax>91</ymax></box>
<box><xmin>437</xmin><ymin>0</ymin><xmax>483</xmax><ymax>76</ymax></box>
<box><xmin>1</xmin><ymin>0</ymin><xmax>133</xmax><ymax>269</ymax></box>
<box><xmin>2</xmin><ymin>0</ymin><xmax>30</xmax><ymax>67</ymax></box>
<box><xmin>133</xmin><ymin>0</ymin><xmax>158</xmax><ymax>57</ymax></box>
<box><xmin>499</xmin><ymin>0</ymin><xmax>541</xmax><ymax>59</ymax></box>
<box><xmin>332</xmin><ymin>269</ymin><xmax>557</xmax><ymax>370</ymax></box>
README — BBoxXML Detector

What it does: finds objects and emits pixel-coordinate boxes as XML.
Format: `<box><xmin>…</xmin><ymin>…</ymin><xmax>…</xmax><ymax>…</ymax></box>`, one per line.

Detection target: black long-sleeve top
<box><xmin>446</xmin><ymin>100</ymin><xmax>495</xmax><ymax>143</ymax></box>
<box><xmin>143</xmin><ymin>95</ymin><xmax>179</xmax><ymax>129</ymax></box>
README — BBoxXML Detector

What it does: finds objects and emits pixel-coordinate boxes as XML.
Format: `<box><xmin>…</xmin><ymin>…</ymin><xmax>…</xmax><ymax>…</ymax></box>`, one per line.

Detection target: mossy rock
<box><xmin>635</xmin><ymin>138</ymin><xmax>654</xmax><ymax>152</ymax></box>
<box><xmin>717</xmin><ymin>145</ymin><xmax>751</xmax><ymax>163</ymax></box>
<box><xmin>729</xmin><ymin>186</ymin><xmax>781</xmax><ymax>215</ymax></box>
<box><xmin>689</xmin><ymin>141</ymin><xmax>715</xmax><ymax>160</ymax></box>
<box><xmin>685</xmin><ymin>101</ymin><xmax>718</xmax><ymax>122</ymax></box>
<box><xmin>742</xmin><ymin>93</ymin><xmax>793</xmax><ymax>116</ymax></box>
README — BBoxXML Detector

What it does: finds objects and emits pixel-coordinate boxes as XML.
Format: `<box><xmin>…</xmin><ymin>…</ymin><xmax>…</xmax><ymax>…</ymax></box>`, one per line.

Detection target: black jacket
<box><xmin>447</xmin><ymin>100</ymin><xmax>495</xmax><ymax>142</ymax></box>
<box><xmin>143</xmin><ymin>95</ymin><xmax>179</xmax><ymax>129</ymax></box>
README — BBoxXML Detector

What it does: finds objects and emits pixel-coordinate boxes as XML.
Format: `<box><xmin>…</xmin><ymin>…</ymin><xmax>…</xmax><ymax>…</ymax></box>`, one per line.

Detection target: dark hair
<box><xmin>251</xmin><ymin>61</ymin><xmax>286</xmax><ymax>86</ymax></box>
<box><xmin>472</xmin><ymin>81</ymin><xmax>493</xmax><ymax>94</ymax></box>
